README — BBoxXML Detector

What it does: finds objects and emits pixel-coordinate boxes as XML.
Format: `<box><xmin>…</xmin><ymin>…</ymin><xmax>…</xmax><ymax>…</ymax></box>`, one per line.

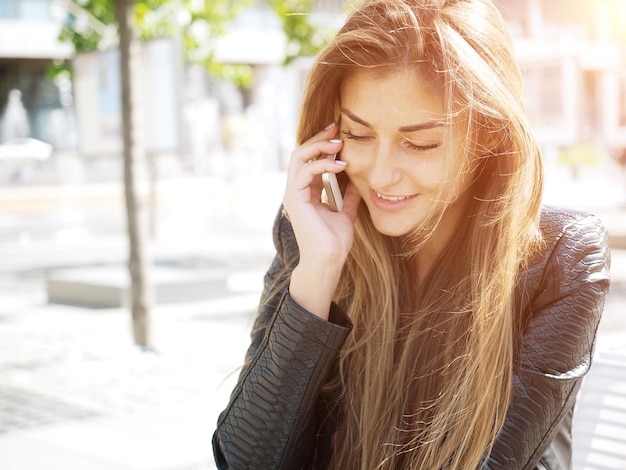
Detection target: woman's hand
<box><xmin>283</xmin><ymin>123</ymin><xmax>361</xmax><ymax>266</ymax></box>
<box><xmin>283</xmin><ymin>123</ymin><xmax>361</xmax><ymax>319</ymax></box>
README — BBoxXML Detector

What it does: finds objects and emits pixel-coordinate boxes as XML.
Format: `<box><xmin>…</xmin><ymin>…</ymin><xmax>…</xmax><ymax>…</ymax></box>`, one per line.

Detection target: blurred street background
<box><xmin>1</xmin><ymin>0</ymin><xmax>626</xmax><ymax>469</ymax></box>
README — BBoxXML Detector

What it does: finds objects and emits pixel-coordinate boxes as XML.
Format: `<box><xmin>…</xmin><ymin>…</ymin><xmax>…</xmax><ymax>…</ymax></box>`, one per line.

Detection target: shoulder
<box><xmin>538</xmin><ymin>205</ymin><xmax>608</xmax><ymax>252</ymax></box>
<box><xmin>536</xmin><ymin>206</ymin><xmax>610</xmax><ymax>286</ymax></box>
<box><xmin>519</xmin><ymin>205</ymin><xmax>610</xmax><ymax>316</ymax></box>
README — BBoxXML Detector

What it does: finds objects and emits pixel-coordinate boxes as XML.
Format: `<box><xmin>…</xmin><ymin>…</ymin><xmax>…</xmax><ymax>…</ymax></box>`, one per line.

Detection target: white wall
<box><xmin>72</xmin><ymin>39</ymin><xmax>184</xmax><ymax>158</ymax></box>
<box><xmin>0</xmin><ymin>19</ymin><xmax>71</xmax><ymax>59</ymax></box>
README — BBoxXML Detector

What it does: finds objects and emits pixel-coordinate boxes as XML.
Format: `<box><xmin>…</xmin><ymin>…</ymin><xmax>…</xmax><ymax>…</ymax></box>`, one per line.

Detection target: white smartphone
<box><xmin>322</xmin><ymin>171</ymin><xmax>344</xmax><ymax>212</ymax></box>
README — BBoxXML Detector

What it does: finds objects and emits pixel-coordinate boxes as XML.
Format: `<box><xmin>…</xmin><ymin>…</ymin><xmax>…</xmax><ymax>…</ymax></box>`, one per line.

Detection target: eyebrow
<box><xmin>341</xmin><ymin>108</ymin><xmax>445</xmax><ymax>132</ymax></box>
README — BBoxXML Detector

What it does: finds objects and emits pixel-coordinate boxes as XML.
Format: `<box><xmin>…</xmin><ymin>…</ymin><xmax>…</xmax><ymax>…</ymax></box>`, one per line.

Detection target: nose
<box><xmin>368</xmin><ymin>143</ymin><xmax>401</xmax><ymax>190</ymax></box>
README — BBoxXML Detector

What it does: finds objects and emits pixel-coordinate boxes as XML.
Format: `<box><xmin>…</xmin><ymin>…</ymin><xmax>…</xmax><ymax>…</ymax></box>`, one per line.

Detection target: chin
<box><xmin>370</xmin><ymin>216</ymin><xmax>415</xmax><ymax>238</ymax></box>
<box><xmin>363</xmin><ymin>198</ymin><xmax>429</xmax><ymax>238</ymax></box>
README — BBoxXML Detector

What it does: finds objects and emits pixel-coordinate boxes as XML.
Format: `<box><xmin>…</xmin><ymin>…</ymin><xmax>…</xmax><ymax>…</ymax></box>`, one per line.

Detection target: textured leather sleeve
<box><xmin>213</xmin><ymin>208</ymin><xmax>352</xmax><ymax>469</ymax></box>
<box><xmin>486</xmin><ymin>209</ymin><xmax>611</xmax><ymax>469</ymax></box>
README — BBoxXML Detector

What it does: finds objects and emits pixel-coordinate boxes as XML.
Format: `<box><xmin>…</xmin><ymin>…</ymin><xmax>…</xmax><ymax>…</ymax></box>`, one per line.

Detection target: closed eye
<box><xmin>404</xmin><ymin>140</ymin><xmax>442</xmax><ymax>151</ymax></box>
<box><xmin>341</xmin><ymin>130</ymin><xmax>373</xmax><ymax>143</ymax></box>
<box><xmin>343</xmin><ymin>130</ymin><xmax>442</xmax><ymax>151</ymax></box>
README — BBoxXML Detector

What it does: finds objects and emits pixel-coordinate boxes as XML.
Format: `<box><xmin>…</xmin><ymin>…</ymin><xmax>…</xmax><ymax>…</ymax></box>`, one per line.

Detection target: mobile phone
<box><xmin>322</xmin><ymin>170</ymin><xmax>344</xmax><ymax>212</ymax></box>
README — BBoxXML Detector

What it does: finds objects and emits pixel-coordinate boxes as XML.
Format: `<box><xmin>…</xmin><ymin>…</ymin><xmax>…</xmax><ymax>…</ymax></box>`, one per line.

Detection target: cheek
<box><xmin>404</xmin><ymin>158</ymin><xmax>447</xmax><ymax>190</ymax></box>
<box><xmin>340</xmin><ymin>147</ymin><xmax>371</xmax><ymax>177</ymax></box>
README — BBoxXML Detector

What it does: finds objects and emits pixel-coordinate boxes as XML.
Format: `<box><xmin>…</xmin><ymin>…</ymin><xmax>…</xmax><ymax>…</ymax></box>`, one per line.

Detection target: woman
<box><xmin>213</xmin><ymin>0</ymin><xmax>610</xmax><ymax>468</ymax></box>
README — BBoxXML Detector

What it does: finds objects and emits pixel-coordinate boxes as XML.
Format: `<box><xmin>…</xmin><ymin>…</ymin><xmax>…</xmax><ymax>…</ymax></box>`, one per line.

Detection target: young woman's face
<box><xmin>340</xmin><ymin>70</ymin><xmax>473</xmax><ymax>238</ymax></box>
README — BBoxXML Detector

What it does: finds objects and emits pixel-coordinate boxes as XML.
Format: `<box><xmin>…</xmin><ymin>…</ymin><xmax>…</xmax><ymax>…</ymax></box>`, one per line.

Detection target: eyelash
<box><xmin>341</xmin><ymin>131</ymin><xmax>442</xmax><ymax>151</ymax></box>
<box><xmin>405</xmin><ymin>141</ymin><xmax>442</xmax><ymax>151</ymax></box>
<box><xmin>341</xmin><ymin>131</ymin><xmax>370</xmax><ymax>143</ymax></box>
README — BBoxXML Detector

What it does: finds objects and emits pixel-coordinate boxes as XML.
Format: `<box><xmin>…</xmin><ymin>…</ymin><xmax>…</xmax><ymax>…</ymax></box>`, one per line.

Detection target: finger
<box><xmin>290</xmin><ymin>159</ymin><xmax>348</xmax><ymax>192</ymax></box>
<box><xmin>296</xmin><ymin>123</ymin><xmax>338</xmax><ymax>153</ymax></box>
<box><xmin>307</xmin><ymin>122</ymin><xmax>338</xmax><ymax>144</ymax></box>
<box><xmin>290</xmin><ymin>140</ymin><xmax>344</xmax><ymax>170</ymax></box>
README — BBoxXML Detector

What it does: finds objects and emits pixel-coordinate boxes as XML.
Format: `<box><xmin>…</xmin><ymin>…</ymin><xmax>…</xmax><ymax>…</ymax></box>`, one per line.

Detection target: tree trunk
<box><xmin>114</xmin><ymin>0</ymin><xmax>152</xmax><ymax>348</ymax></box>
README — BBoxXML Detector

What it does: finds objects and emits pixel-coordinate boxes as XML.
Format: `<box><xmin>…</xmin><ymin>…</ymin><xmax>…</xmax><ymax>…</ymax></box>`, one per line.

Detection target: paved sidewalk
<box><xmin>0</xmin><ymin>274</ymin><xmax>266</xmax><ymax>470</ymax></box>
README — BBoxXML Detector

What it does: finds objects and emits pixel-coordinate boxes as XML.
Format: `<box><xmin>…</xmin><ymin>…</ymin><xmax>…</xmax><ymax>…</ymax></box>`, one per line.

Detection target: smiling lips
<box><xmin>375</xmin><ymin>191</ymin><xmax>411</xmax><ymax>202</ymax></box>
<box><xmin>371</xmin><ymin>189</ymin><xmax>418</xmax><ymax>210</ymax></box>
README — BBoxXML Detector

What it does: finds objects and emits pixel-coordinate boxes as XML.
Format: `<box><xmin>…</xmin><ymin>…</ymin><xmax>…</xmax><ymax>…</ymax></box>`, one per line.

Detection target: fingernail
<box><xmin>324</xmin><ymin>122</ymin><xmax>336</xmax><ymax>130</ymax></box>
<box><xmin>329</xmin><ymin>139</ymin><xmax>342</xmax><ymax>144</ymax></box>
<box><xmin>334</xmin><ymin>160</ymin><xmax>347</xmax><ymax>166</ymax></box>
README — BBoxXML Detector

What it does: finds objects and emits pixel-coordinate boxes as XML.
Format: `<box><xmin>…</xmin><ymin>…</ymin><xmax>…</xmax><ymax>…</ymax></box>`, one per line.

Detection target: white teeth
<box><xmin>376</xmin><ymin>191</ymin><xmax>409</xmax><ymax>202</ymax></box>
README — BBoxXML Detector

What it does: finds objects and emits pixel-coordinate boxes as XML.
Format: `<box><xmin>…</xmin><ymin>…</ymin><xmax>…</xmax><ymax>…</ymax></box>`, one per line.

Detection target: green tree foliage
<box><xmin>59</xmin><ymin>0</ymin><xmax>253</xmax><ymax>85</ymax></box>
<box><xmin>59</xmin><ymin>0</ymin><xmax>115</xmax><ymax>53</ymax></box>
<box><xmin>269</xmin><ymin>0</ymin><xmax>336</xmax><ymax>64</ymax></box>
<box><xmin>58</xmin><ymin>0</ymin><xmax>335</xmax><ymax>85</ymax></box>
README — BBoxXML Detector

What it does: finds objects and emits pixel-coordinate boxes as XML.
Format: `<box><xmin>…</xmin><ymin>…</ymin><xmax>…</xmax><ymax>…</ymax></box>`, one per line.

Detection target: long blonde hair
<box><xmin>292</xmin><ymin>0</ymin><xmax>544</xmax><ymax>468</ymax></box>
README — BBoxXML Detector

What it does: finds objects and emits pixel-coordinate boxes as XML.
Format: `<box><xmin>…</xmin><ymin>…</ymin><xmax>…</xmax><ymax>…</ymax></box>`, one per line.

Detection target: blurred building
<box><xmin>0</xmin><ymin>0</ymin><xmax>76</xmax><ymax>150</ymax></box>
<box><xmin>497</xmin><ymin>0</ymin><xmax>626</xmax><ymax>154</ymax></box>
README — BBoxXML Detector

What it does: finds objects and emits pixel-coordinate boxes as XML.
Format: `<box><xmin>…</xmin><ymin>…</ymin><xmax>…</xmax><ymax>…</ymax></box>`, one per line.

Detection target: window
<box><xmin>0</xmin><ymin>0</ymin><xmax>50</xmax><ymax>21</ymax></box>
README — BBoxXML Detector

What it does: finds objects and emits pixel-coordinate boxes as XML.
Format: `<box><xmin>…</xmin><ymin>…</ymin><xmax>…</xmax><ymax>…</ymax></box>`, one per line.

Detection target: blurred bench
<box><xmin>46</xmin><ymin>264</ymin><xmax>228</xmax><ymax>308</ymax></box>
<box><xmin>572</xmin><ymin>345</ymin><xmax>626</xmax><ymax>469</ymax></box>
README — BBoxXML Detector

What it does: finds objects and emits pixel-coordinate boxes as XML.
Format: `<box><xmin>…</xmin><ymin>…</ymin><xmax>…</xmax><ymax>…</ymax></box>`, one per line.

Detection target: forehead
<box><xmin>340</xmin><ymin>70</ymin><xmax>446</xmax><ymax>127</ymax></box>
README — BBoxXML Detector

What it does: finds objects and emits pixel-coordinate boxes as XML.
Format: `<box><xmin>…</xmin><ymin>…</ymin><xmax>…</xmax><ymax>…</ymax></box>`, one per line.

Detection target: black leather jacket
<box><xmin>213</xmin><ymin>206</ymin><xmax>610</xmax><ymax>469</ymax></box>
